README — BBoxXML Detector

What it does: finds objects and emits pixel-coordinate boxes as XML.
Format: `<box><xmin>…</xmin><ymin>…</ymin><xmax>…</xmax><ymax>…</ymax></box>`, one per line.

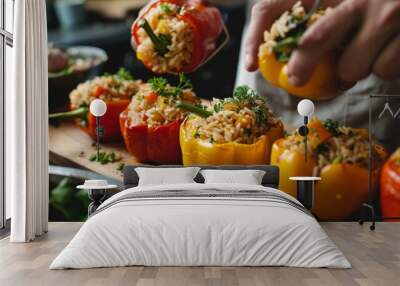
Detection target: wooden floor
<box><xmin>0</xmin><ymin>222</ymin><xmax>399</xmax><ymax>286</ymax></box>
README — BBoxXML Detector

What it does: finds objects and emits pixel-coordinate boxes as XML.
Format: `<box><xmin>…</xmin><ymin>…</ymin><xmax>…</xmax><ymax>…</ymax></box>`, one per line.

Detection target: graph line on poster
<box><xmin>378</xmin><ymin>97</ymin><xmax>400</xmax><ymax>119</ymax></box>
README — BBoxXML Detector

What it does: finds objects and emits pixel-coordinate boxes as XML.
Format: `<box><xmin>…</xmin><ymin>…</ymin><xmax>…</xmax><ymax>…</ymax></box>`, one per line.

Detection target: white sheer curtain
<box><xmin>8</xmin><ymin>0</ymin><xmax>48</xmax><ymax>242</ymax></box>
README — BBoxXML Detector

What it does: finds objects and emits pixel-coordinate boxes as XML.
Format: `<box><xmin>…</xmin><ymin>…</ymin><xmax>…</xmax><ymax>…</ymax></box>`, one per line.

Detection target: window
<box><xmin>1</xmin><ymin>0</ymin><xmax>14</xmax><ymax>230</ymax></box>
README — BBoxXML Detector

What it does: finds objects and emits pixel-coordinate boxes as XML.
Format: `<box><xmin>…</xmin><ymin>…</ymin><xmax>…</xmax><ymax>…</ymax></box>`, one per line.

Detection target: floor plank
<box><xmin>0</xmin><ymin>222</ymin><xmax>399</xmax><ymax>286</ymax></box>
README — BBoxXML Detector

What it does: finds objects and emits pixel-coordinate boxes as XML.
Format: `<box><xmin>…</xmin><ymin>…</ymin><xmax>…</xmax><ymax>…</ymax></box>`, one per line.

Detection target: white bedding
<box><xmin>50</xmin><ymin>183</ymin><xmax>351</xmax><ymax>269</ymax></box>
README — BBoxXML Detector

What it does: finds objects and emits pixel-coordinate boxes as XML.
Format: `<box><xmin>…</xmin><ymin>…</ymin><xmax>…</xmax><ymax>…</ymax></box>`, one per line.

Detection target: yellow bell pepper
<box><xmin>180</xmin><ymin>119</ymin><xmax>284</xmax><ymax>165</ymax></box>
<box><xmin>259</xmin><ymin>50</ymin><xmax>338</xmax><ymax>100</ymax></box>
<box><xmin>270</xmin><ymin>119</ymin><xmax>387</xmax><ymax>220</ymax></box>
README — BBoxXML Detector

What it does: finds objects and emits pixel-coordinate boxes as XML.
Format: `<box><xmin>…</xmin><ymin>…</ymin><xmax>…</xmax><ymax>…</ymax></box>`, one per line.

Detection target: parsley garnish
<box><xmin>117</xmin><ymin>162</ymin><xmax>125</xmax><ymax>172</ymax></box>
<box><xmin>253</xmin><ymin>105</ymin><xmax>267</xmax><ymax>125</ymax></box>
<box><xmin>324</xmin><ymin>119</ymin><xmax>340</xmax><ymax>136</ymax></box>
<box><xmin>233</xmin><ymin>86</ymin><xmax>268</xmax><ymax>125</ymax></box>
<box><xmin>104</xmin><ymin>68</ymin><xmax>134</xmax><ymax>81</ymax></box>
<box><xmin>115</xmin><ymin>68</ymin><xmax>133</xmax><ymax>81</ymax></box>
<box><xmin>89</xmin><ymin>151</ymin><xmax>121</xmax><ymax>165</ymax></box>
<box><xmin>148</xmin><ymin>73</ymin><xmax>192</xmax><ymax>98</ymax></box>
<box><xmin>160</xmin><ymin>3</ymin><xmax>172</xmax><ymax>13</ymax></box>
<box><xmin>148</xmin><ymin>77</ymin><xmax>169</xmax><ymax>96</ymax></box>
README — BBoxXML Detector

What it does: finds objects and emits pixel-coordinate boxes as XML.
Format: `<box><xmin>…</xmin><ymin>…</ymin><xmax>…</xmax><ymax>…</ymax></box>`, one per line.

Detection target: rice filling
<box><xmin>136</xmin><ymin>2</ymin><xmax>194</xmax><ymax>73</ymax></box>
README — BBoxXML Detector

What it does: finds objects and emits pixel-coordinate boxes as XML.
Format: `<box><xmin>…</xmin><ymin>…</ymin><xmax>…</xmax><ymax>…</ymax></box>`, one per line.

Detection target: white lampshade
<box><xmin>90</xmin><ymin>99</ymin><xmax>107</xmax><ymax>117</ymax></box>
<box><xmin>297</xmin><ymin>99</ymin><xmax>315</xmax><ymax>117</ymax></box>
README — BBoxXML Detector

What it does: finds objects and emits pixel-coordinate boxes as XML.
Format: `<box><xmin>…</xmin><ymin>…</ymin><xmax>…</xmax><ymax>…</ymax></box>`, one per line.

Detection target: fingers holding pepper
<box><xmin>289</xmin><ymin>0</ymin><xmax>400</xmax><ymax>86</ymax></box>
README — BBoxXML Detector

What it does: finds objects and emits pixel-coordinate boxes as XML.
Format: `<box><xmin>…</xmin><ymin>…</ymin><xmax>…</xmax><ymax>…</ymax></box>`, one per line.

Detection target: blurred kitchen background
<box><xmin>47</xmin><ymin>0</ymin><xmax>247</xmax><ymax>112</ymax></box>
<box><xmin>47</xmin><ymin>0</ymin><xmax>247</xmax><ymax>221</ymax></box>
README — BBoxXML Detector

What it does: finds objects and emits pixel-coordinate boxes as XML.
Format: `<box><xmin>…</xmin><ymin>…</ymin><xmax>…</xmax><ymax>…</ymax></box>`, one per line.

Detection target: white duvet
<box><xmin>50</xmin><ymin>183</ymin><xmax>351</xmax><ymax>269</ymax></box>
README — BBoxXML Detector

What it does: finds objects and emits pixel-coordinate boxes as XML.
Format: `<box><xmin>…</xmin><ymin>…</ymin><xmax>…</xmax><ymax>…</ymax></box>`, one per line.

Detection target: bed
<box><xmin>50</xmin><ymin>165</ymin><xmax>350</xmax><ymax>269</ymax></box>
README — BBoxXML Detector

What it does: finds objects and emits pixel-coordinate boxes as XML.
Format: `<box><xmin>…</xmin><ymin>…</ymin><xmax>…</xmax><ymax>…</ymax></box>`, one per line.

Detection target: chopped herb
<box><xmin>115</xmin><ymin>68</ymin><xmax>133</xmax><ymax>81</ymax></box>
<box><xmin>149</xmin><ymin>77</ymin><xmax>169</xmax><ymax>96</ymax></box>
<box><xmin>149</xmin><ymin>73</ymin><xmax>193</xmax><ymax>98</ymax></box>
<box><xmin>324</xmin><ymin>119</ymin><xmax>340</xmax><ymax>136</ymax></box>
<box><xmin>117</xmin><ymin>163</ymin><xmax>125</xmax><ymax>172</ymax></box>
<box><xmin>209</xmin><ymin>138</ymin><xmax>214</xmax><ymax>143</ymax></box>
<box><xmin>332</xmin><ymin>155</ymin><xmax>343</xmax><ymax>164</ymax></box>
<box><xmin>138</xmin><ymin>19</ymin><xmax>171</xmax><ymax>56</ymax></box>
<box><xmin>213</xmin><ymin>102</ymin><xmax>223</xmax><ymax>113</ymax></box>
<box><xmin>273</xmin><ymin>21</ymin><xmax>306</xmax><ymax>62</ymax></box>
<box><xmin>212</xmin><ymin>86</ymin><xmax>269</xmax><ymax>126</ymax></box>
<box><xmin>170</xmin><ymin>73</ymin><xmax>193</xmax><ymax>97</ymax></box>
<box><xmin>104</xmin><ymin>68</ymin><xmax>134</xmax><ymax>81</ymax></box>
<box><xmin>193</xmin><ymin>127</ymin><xmax>201</xmax><ymax>138</ymax></box>
<box><xmin>253</xmin><ymin>105</ymin><xmax>267</xmax><ymax>125</ymax></box>
<box><xmin>89</xmin><ymin>151</ymin><xmax>121</xmax><ymax>165</ymax></box>
<box><xmin>233</xmin><ymin>85</ymin><xmax>259</xmax><ymax>103</ymax></box>
<box><xmin>160</xmin><ymin>3</ymin><xmax>172</xmax><ymax>13</ymax></box>
<box><xmin>177</xmin><ymin>102</ymin><xmax>212</xmax><ymax>118</ymax></box>
<box><xmin>317</xmin><ymin>143</ymin><xmax>329</xmax><ymax>153</ymax></box>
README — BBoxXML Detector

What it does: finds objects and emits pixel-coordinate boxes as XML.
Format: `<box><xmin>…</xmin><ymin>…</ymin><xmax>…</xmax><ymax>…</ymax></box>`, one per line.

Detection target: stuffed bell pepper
<box><xmin>179</xmin><ymin>86</ymin><xmax>284</xmax><ymax>165</ymax></box>
<box><xmin>381</xmin><ymin>148</ymin><xmax>400</xmax><ymax>221</ymax></box>
<box><xmin>258</xmin><ymin>2</ymin><xmax>338</xmax><ymax>99</ymax></box>
<box><xmin>120</xmin><ymin>74</ymin><xmax>200</xmax><ymax>164</ymax></box>
<box><xmin>131</xmin><ymin>0</ymin><xmax>224</xmax><ymax>73</ymax></box>
<box><xmin>49</xmin><ymin>68</ymin><xmax>142</xmax><ymax>142</ymax></box>
<box><xmin>271</xmin><ymin>118</ymin><xmax>388</xmax><ymax>219</ymax></box>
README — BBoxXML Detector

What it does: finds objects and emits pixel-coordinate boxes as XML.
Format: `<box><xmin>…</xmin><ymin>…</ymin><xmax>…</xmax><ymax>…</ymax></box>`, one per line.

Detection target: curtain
<box><xmin>8</xmin><ymin>0</ymin><xmax>48</xmax><ymax>242</ymax></box>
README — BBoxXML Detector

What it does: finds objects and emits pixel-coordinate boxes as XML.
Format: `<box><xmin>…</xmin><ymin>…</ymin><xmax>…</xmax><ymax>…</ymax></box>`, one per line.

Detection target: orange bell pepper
<box><xmin>259</xmin><ymin>47</ymin><xmax>338</xmax><ymax>100</ymax></box>
<box><xmin>380</xmin><ymin>148</ymin><xmax>400</xmax><ymax>221</ymax></box>
<box><xmin>270</xmin><ymin>118</ymin><xmax>387</xmax><ymax>220</ymax></box>
<box><xmin>258</xmin><ymin>2</ymin><xmax>338</xmax><ymax>100</ymax></box>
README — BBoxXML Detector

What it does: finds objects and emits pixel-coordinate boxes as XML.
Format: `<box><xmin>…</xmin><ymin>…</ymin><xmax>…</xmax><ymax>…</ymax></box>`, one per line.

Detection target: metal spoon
<box><xmin>301</xmin><ymin>0</ymin><xmax>322</xmax><ymax>24</ymax></box>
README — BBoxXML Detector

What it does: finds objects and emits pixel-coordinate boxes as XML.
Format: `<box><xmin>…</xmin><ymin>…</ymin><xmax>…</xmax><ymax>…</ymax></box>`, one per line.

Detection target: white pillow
<box><xmin>136</xmin><ymin>167</ymin><xmax>201</xmax><ymax>186</ymax></box>
<box><xmin>200</xmin><ymin>169</ymin><xmax>266</xmax><ymax>185</ymax></box>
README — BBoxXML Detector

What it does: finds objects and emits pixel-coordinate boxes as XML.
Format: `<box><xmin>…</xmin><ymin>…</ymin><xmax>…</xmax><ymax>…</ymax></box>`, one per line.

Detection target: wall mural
<box><xmin>46</xmin><ymin>0</ymin><xmax>399</xmax><ymax>223</ymax></box>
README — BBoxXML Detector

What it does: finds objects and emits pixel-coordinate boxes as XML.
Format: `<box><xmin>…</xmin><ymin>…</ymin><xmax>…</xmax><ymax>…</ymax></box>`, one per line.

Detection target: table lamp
<box><xmin>297</xmin><ymin>99</ymin><xmax>315</xmax><ymax>161</ymax></box>
<box><xmin>89</xmin><ymin>99</ymin><xmax>107</xmax><ymax>160</ymax></box>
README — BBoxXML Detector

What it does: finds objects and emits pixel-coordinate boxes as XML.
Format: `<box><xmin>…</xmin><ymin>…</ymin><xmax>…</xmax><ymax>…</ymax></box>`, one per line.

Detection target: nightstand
<box><xmin>289</xmin><ymin>177</ymin><xmax>321</xmax><ymax>210</ymax></box>
<box><xmin>77</xmin><ymin>180</ymin><xmax>118</xmax><ymax>216</ymax></box>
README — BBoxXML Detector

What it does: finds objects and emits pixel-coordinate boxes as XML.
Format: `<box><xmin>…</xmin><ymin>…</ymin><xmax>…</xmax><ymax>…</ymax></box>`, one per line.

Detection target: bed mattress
<box><xmin>50</xmin><ymin>183</ymin><xmax>351</xmax><ymax>269</ymax></box>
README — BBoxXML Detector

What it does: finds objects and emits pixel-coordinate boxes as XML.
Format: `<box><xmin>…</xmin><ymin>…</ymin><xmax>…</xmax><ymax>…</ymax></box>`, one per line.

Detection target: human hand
<box><xmin>245</xmin><ymin>0</ymin><xmax>400</xmax><ymax>88</ymax></box>
<box><xmin>289</xmin><ymin>0</ymin><xmax>400</xmax><ymax>86</ymax></box>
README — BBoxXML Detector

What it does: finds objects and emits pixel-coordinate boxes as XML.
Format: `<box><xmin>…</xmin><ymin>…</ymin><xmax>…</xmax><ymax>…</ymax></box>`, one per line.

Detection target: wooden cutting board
<box><xmin>49</xmin><ymin>119</ymin><xmax>296</xmax><ymax>181</ymax></box>
<box><xmin>49</xmin><ymin>122</ymin><xmax>139</xmax><ymax>181</ymax></box>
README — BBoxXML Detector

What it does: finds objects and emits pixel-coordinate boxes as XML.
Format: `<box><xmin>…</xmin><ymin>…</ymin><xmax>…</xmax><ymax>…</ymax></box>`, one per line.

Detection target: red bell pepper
<box><xmin>119</xmin><ymin>109</ymin><xmax>182</xmax><ymax>164</ymax></box>
<box><xmin>49</xmin><ymin>100</ymin><xmax>130</xmax><ymax>142</ymax></box>
<box><xmin>131</xmin><ymin>0</ymin><xmax>224</xmax><ymax>73</ymax></box>
<box><xmin>381</xmin><ymin>148</ymin><xmax>400</xmax><ymax>221</ymax></box>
